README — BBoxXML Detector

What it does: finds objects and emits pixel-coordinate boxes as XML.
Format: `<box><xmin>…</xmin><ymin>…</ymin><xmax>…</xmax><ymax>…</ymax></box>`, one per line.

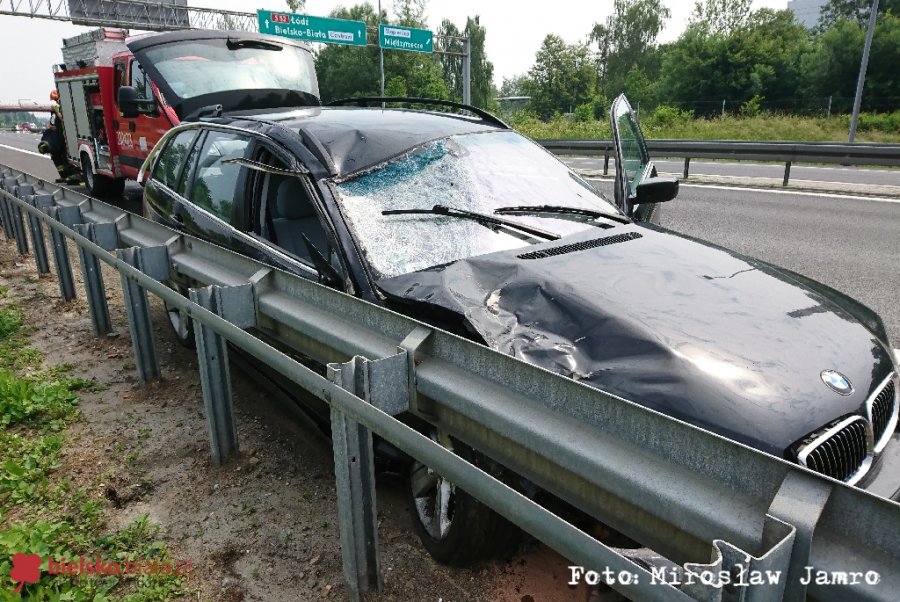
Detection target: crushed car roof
<box><xmin>251</xmin><ymin>106</ymin><xmax>504</xmax><ymax>178</ymax></box>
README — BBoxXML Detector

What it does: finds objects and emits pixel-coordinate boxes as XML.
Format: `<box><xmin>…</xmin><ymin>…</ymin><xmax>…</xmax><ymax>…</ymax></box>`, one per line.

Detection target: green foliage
<box><xmin>802</xmin><ymin>14</ymin><xmax>900</xmax><ymax>109</ymax></box>
<box><xmin>658</xmin><ymin>10</ymin><xmax>810</xmax><ymax>116</ymax></box>
<box><xmin>0</xmin><ymin>299</ymin><xmax>186</xmax><ymax>600</ymax></box>
<box><xmin>740</xmin><ymin>94</ymin><xmax>763</xmax><ymax>117</ymax></box>
<box><xmin>0</xmin><ymin>112</ymin><xmax>43</xmax><ymax>128</ymax></box>
<box><xmin>590</xmin><ymin>0</ymin><xmax>670</xmax><ymax>94</ymax></box>
<box><xmin>513</xmin><ymin>111</ymin><xmax>900</xmax><ymax>142</ymax></box>
<box><xmin>690</xmin><ymin>0</ymin><xmax>754</xmax><ymax>35</ymax></box>
<box><xmin>648</xmin><ymin>105</ymin><xmax>694</xmax><ymax>127</ymax></box>
<box><xmin>818</xmin><ymin>0</ymin><xmax>900</xmax><ymax>30</ymax></box>
<box><xmin>524</xmin><ymin>35</ymin><xmax>598</xmax><ymax>120</ymax></box>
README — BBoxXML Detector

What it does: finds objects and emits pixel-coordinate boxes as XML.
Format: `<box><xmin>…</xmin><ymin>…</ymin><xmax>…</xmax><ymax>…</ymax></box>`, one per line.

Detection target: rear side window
<box><xmin>188</xmin><ymin>131</ymin><xmax>250</xmax><ymax>222</ymax></box>
<box><xmin>151</xmin><ymin>130</ymin><xmax>196</xmax><ymax>190</ymax></box>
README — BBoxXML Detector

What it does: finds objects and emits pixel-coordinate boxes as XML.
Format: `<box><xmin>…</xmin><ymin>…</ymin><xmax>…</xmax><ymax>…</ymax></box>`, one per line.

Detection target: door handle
<box><xmin>169</xmin><ymin>213</ymin><xmax>184</xmax><ymax>228</ymax></box>
<box><xmin>128</xmin><ymin>121</ymin><xmax>136</xmax><ymax>132</ymax></box>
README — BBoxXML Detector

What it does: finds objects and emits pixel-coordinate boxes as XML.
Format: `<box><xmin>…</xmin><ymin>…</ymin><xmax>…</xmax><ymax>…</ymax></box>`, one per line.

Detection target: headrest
<box><xmin>275</xmin><ymin>178</ymin><xmax>316</xmax><ymax>219</ymax></box>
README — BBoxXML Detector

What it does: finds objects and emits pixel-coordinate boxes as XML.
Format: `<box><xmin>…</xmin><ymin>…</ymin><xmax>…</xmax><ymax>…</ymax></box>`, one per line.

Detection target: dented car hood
<box><xmin>377</xmin><ymin>224</ymin><xmax>895</xmax><ymax>455</ymax></box>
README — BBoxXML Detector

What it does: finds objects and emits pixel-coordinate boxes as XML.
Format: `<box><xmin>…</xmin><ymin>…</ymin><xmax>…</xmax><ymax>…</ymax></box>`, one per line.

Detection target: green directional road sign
<box><xmin>257</xmin><ymin>9</ymin><xmax>366</xmax><ymax>47</ymax></box>
<box><xmin>379</xmin><ymin>24</ymin><xmax>433</xmax><ymax>53</ymax></box>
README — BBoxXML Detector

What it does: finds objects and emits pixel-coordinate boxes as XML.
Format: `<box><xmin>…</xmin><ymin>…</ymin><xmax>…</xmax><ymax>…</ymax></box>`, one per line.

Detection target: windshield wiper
<box><xmin>382</xmin><ymin>204</ymin><xmax>560</xmax><ymax>241</ymax></box>
<box><xmin>493</xmin><ymin>205</ymin><xmax>631</xmax><ymax>225</ymax></box>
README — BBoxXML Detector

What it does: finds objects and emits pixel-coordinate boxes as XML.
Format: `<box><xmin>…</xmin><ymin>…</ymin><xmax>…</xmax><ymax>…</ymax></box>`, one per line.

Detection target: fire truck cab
<box><xmin>53</xmin><ymin>28</ymin><xmax>319</xmax><ymax>197</ymax></box>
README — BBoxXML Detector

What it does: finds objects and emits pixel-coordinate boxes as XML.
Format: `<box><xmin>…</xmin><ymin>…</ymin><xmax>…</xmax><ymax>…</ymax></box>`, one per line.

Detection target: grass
<box><xmin>0</xmin><ymin>292</ymin><xmax>188</xmax><ymax>600</ymax></box>
<box><xmin>512</xmin><ymin>110</ymin><xmax>900</xmax><ymax>143</ymax></box>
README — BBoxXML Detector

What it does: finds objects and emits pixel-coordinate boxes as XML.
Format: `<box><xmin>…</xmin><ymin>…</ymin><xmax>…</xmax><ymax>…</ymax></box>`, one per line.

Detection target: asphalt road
<box><xmin>0</xmin><ymin>130</ymin><xmax>42</xmax><ymax>153</ymax></box>
<box><xmin>566</xmin><ymin>156</ymin><xmax>900</xmax><ymax>187</ymax></box>
<box><xmin>1</xmin><ymin>139</ymin><xmax>898</xmax><ymax>345</ymax></box>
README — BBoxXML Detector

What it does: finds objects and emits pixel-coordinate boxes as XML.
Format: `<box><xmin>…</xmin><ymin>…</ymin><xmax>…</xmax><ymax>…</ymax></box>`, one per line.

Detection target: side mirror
<box><xmin>118</xmin><ymin>86</ymin><xmax>156</xmax><ymax>118</ymax></box>
<box><xmin>635</xmin><ymin>176</ymin><xmax>679</xmax><ymax>205</ymax></box>
<box><xmin>118</xmin><ymin>86</ymin><xmax>140</xmax><ymax>118</ymax></box>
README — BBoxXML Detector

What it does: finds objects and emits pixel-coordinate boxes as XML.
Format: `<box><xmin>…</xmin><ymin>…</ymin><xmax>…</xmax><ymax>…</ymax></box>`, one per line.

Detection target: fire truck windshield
<box><xmin>143</xmin><ymin>39</ymin><xmax>316</xmax><ymax>100</ymax></box>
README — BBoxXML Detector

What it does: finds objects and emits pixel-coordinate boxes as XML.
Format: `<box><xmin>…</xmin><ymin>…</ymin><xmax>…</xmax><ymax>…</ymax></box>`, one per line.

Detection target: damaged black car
<box><xmin>140</xmin><ymin>95</ymin><xmax>900</xmax><ymax>565</ymax></box>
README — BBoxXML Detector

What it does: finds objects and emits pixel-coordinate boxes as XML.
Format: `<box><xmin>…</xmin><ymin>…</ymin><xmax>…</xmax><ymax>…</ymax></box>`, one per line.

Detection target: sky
<box><xmin>0</xmin><ymin>0</ymin><xmax>788</xmax><ymax>105</ymax></box>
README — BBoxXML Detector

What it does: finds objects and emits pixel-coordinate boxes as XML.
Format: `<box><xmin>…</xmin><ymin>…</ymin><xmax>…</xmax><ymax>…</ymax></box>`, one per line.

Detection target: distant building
<box><xmin>788</xmin><ymin>0</ymin><xmax>829</xmax><ymax>28</ymax></box>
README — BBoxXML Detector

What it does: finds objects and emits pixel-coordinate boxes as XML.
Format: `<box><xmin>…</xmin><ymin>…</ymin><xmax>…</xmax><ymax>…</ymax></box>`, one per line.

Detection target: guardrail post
<box><xmin>603</xmin><ymin>152</ymin><xmax>610</xmax><ymax>176</ymax></box>
<box><xmin>74</xmin><ymin>223</ymin><xmax>117</xmax><ymax>336</ymax></box>
<box><xmin>11</xmin><ymin>184</ymin><xmax>32</xmax><ymax>255</ymax></box>
<box><xmin>189</xmin><ymin>284</ymin><xmax>256</xmax><ymax>466</ymax></box>
<box><xmin>766</xmin><ymin>472</ymin><xmax>832</xmax><ymax>601</ymax></box>
<box><xmin>783</xmin><ymin>161</ymin><xmax>792</xmax><ymax>186</ymax></box>
<box><xmin>683</xmin><ymin>157</ymin><xmax>691</xmax><ymax>179</ymax></box>
<box><xmin>327</xmin><ymin>356</ymin><xmax>395</xmax><ymax>601</ymax></box>
<box><xmin>27</xmin><ymin>194</ymin><xmax>53</xmax><ymax>275</ymax></box>
<box><xmin>0</xmin><ymin>177</ymin><xmax>17</xmax><ymax>239</ymax></box>
<box><xmin>48</xmin><ymin>205</ymin><xmax>81</xmax><ymax>302</ymax></box>
<box><xmin>117</xmin><ymin>246</ymin><xmax>166</xmax><ymax>383</ymax></box>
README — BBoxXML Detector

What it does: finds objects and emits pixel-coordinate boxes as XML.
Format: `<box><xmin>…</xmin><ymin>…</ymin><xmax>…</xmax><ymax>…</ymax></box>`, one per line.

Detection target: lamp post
<box><xmin>849</xmin><ymin>0</ymin><xmax>879</xmax><ymax>143</ymax></box>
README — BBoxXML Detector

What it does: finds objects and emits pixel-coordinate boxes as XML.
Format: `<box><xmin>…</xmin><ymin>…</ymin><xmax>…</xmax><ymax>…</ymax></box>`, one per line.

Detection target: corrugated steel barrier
<box><xmin>538</xmin><ymin>139</ymin><xmax>900</xmax><ymax>185</ymax></box>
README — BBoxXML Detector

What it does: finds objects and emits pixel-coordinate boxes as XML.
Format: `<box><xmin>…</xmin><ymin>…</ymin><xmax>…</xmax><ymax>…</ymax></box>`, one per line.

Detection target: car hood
<box><xmin>376</xmin><ymin>224</ymin><xmax>895</xmax><ymax>455</ymax></box>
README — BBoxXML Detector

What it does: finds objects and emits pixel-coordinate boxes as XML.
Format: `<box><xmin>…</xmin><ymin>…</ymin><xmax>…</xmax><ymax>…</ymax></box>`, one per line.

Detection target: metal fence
<box><xmin>538</xmin><ymin>139</ymin><xmax>900</xmax><ymax>185</ymax></box>
<box><xmin>1</xmin><ymin>163</ymin><xmax>899</xmax><ymax>602</ymax></box>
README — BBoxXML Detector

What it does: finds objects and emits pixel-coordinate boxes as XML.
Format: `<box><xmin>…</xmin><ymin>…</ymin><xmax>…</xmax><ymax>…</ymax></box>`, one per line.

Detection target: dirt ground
<box><xmin>0</xmin><ymin>232</ymin><xmax>595</xmax><ymax>601</ymax></box>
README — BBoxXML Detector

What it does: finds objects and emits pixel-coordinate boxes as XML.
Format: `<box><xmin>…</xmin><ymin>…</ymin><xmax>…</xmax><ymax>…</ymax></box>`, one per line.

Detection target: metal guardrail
<box><xmin>538</xmin><ymin>139</ymin><xmax>900</xmax><ymax>185</ymax></box>
<box><xmin>1</xmin><ymin>164</ymin><xmax>899</xmax><ymax>602</ymax></box>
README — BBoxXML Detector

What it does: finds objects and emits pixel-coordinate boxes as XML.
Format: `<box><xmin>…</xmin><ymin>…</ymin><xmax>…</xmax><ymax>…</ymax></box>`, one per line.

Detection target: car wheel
<box><xmin>408</xmin><ymin>430</ymin><xmax>520</xmax><ymax>566</ymax></box>
<box><xmin>164</xmin><ymin>283</ymin><xmax>195</xmax><ymax>349</ymax></box>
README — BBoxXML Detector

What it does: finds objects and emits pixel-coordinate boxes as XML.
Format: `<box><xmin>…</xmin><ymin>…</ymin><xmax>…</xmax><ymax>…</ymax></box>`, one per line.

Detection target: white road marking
<box><xmin>0</xmin><ymin>143</ymin><xmax>50</xmax><ymax>159</ymax></box>
<box><xmin>675</xmin><ymin>182</ymin><xmax>900</xmax><ymax>204</ymax></box>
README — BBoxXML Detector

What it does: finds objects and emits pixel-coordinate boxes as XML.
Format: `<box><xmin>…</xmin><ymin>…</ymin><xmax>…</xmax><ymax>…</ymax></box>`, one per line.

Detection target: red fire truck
<box><xmin>53</xmin><ymin>27</ymin><xmax>319</xmax><ymax>197</ymax></box>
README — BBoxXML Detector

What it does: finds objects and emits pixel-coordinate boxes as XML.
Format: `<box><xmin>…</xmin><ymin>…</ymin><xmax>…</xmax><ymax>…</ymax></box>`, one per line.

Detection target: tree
<box><xmin>436</xmin><ymin>16</ymin><xmax>495</xmax><ymax>108</ymax></box>
<box><xmin>284</xmin><ymin>0</ymin><xmax>305</xmax><ymax>11</ymax></box>
<box><xmin>314</xmin><ymin>2</ymin><xmax>449</xmax><ymax>102</ymax></box>
<box><xmin>590</xmin><ymin>0</ymin><xmax>670</xmax><ymax>91</ymax></box>
<box><xmin>690</xmin><ymin>0</ymin><xmax>754</xmax><ymax>35</ymax></box>
<box><xmin>803</xmin><ymin>13</ymin><xmax>900</xmax><ymax>112</ymax></box>
<box><xmin>437</xmin><ymin>19</ymin><xmax>464</xmax><ymax>100</ymax></box>
<box><xmin>524</xmin><ymin>35</ymin><xmax>599</xmax><ymax>120</ymax></box>
<box><xmin>465</xmin><ymin>17</ymin><xmax>495</xmax><ymax>109</ymax></box>
<box><xmin>499</xmin><ymin>74</ymin><xmax>529</xmax><ymax>98</ymax></box>
<box><xmin>818</xmin><ymin>0</ymin><xmax>900</xmax><ymax>30</ymax></box>
<box><xmin>658</xmin><ymin>9</ymin><xmax>810</xmax><ymax>115</ymax></box>
<box><xmin>393</xmin><ymin>0</ymin><xmax>427</xmax><ymax>26</ymax></box>
<box><xmin>314</xmin><ymin>4</ymin><xmax>383</xmax><ymax>101</ymax></box>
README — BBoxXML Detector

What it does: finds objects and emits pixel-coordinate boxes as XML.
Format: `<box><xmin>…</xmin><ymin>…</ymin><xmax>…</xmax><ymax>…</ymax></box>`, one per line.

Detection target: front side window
<box><xmin>151</xmin><ymin>130</ymin><xmax>196</xmax><ymax>189</ymax></box>
<box><xmin>335</xmin><ymin>131</ymin><xmax>621</xmax><ymax>279</ymax></box>
<box><xmin>143</xmin><ymin>40</ymin><xmax>316</xmax><ymax>100</ymax></box>
<box><xmin>130</xmin><ymin>61</ymin><xmax>151</xmax><ymax>100</ymax></box>
<box><xmin>613</xmin><ymin>99</ymin><xmax>650</xmax><ymax>198</ymax></box>
<box><xmin>188</xmin><ymin>131</ymin><xmax>249</xmax><ymax>223</ymax></box>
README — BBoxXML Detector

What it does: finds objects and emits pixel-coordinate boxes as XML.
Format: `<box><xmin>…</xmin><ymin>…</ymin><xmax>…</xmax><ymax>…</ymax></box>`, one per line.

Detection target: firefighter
<box><xmin>37</xmin><ymin>90</ymin><xmax>78</xmax><ymax>184</ymax></box>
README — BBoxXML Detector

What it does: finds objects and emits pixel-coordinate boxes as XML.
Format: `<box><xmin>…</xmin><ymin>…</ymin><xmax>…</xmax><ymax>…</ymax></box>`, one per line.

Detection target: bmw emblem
<box><xmin>821</xmin><ymin>370</ymin><xmax>853</xmax><ymax>396</ymax></box>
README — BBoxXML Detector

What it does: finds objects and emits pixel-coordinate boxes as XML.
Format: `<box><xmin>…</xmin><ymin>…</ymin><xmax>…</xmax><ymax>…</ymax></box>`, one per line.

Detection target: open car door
<box><xmin>610</xmin><ymin>94</ymin><xmax>678</xmax><ymax>223</ymax></box>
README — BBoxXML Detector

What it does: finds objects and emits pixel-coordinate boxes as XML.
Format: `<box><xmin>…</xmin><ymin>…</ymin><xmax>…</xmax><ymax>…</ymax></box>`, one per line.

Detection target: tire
<box><xmin>81</xmin><ymin>153</ymin><xmax>124</xmax><ymax>198</ymax></box>
<box><xmin>164</xmin><ymin>283</ymin><xmax>195</xmax><ymax>349</ymax></box>
<box><xmin>408</xmin><ymin>432</ymin><xmax>520</xmax><ymax>566</ymax></box>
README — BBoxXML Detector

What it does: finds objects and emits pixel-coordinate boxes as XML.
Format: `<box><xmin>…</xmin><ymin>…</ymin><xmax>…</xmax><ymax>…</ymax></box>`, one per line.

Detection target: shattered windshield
<box><xmin>335</xmin><ymin>131</ymin><xmax>621</xmax><ymax>279</ymax></box>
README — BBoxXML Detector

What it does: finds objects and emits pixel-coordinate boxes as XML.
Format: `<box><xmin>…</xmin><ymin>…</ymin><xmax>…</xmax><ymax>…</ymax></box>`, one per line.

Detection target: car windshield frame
<box><xmin>332</xmin><ymin>130</ymin><xmax>624</xmax><ymax>280</ymax></box>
